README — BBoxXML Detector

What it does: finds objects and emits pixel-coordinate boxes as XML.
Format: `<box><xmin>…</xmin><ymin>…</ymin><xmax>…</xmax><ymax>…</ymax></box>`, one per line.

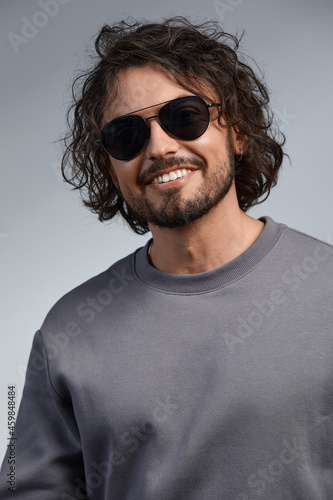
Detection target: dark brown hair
<box><xmin>61</xmin><ymin>17</ymin><xmax>285</xmax><ymax>234</ymax></box>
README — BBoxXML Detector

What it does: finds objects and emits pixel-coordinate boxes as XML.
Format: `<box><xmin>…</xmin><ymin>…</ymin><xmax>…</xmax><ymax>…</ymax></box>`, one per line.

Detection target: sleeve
<box><xmin>0</xmin><ymin>331</ymin><xmax>85</xmax><ymax>499</ymax></box>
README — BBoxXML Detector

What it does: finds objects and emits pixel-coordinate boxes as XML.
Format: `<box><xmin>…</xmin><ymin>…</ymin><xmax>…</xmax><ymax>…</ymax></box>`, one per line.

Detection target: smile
<box><xmin>150</xmin><ymin>169</ymin><xmax>192</xmax><ymax>185</ymax></box>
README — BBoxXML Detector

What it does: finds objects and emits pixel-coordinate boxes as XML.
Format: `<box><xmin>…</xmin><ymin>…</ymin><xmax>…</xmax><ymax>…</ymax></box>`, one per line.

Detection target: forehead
<box><xmin>105</xmin><ymin>63</ymin><xmax>213</xmax><ymax>121</ymax></box>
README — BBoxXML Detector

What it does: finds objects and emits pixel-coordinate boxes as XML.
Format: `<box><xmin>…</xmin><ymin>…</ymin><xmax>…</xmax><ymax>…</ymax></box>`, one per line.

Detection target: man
<box><xmin>1</xmin><ymin>17</ymin><xmax>333</xmax><ymax>500</ymax></box>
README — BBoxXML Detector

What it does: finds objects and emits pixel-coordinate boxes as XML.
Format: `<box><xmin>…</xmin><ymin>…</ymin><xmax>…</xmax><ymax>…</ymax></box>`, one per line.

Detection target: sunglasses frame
<box><xmin>96</xmin><ymin>96</ymin><xmax>221</xmax><ymax>161</ymax></box>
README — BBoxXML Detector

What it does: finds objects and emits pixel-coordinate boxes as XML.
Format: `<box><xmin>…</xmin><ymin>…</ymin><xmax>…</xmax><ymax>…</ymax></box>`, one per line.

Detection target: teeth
<box><xmin>151</xmin><ymin>169</ymin><xmax>192</xmax><ymax>185</ymax></box>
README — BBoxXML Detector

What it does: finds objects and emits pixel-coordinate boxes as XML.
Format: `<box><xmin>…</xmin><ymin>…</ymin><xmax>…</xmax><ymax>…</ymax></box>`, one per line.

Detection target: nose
<box><xmin>144</xmin><ymin>118</ymin><xmax>180</xmax><ymax>160</ymax></box>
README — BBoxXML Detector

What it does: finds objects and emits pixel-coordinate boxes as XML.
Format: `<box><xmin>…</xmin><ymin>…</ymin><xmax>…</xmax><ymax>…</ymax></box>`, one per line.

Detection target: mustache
<box><xmin>137</xmin><ymin>156</ymin><xmax>207</xmax><ymax>185</ymax></box>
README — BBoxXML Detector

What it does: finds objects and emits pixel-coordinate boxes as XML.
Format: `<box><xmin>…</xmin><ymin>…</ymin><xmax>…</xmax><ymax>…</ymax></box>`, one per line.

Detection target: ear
<box><xmin>97</xmin><ymin>137</ymin><xmax>120</xmax><ymax>190</ymax></box>
<box><xmin>109</xmin><ymin>162</ymin><xmax>120</xmax><ymax>190</ymax></box>
<box><xmin>233</xmin><ymin>129</ymin><xmax>248</xmax><ymax>156</ymax></box>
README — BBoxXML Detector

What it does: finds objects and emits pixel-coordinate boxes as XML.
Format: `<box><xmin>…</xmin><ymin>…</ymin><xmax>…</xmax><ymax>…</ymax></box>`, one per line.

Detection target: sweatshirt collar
<box><xmin>133</xmin><ymin>217</ymin><xmax>286</xmax><ymax>294</ymax></box>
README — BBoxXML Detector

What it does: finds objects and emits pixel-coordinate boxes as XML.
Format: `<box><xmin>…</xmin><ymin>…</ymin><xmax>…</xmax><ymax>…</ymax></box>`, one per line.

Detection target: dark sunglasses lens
<box><xmin>159</xmin><ymin>97</ymin><xmax>209</xmax><ymax>140</ymax></box>
<box><xmin>100</xmin><ymin>115</ymin><xmax>147</xmax><ymax>161</ymax></box>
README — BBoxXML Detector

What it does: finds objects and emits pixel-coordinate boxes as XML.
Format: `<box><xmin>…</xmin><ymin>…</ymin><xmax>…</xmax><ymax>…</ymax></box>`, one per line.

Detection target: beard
<box><xmin>119</xmin><ymin>136</ymin><xmax>235</xmax><ymax>230</ymax></box>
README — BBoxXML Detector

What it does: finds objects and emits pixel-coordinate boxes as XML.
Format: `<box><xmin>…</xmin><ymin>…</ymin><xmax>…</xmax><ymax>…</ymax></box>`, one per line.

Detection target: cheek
<box><xmin>114</xmin><ymin>161</ymin><xmax>141</xmax><ymax>194</ymax></box>
<box><xmin>193</xmin><ymin>126</ymin><xmax>230</xmax><ymax>151</ymax></box>
<box><xmin>187</xmin><ymin>134</ymin><xmax>228</xmax><ymax>165</ymax></box>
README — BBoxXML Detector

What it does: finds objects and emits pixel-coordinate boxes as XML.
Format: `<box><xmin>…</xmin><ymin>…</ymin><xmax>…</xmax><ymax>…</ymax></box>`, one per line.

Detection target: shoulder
<box><xmin>40</xmin><ymin>248</ymin><xmax>141</xmax><ymax>332</ymax></box>
<box><xmin>279</xmin><ymin>221</ymin><xmax>333</xmax><ymax>263</ymax></box>
<box><xmin>253</xmin><ymin>217</ymin><xmax>333</xmax><ymax>295</ymax></box>
<box><xmin>267</xmin><ymin>219</ymin><xmax>333</xmax><ymax>297</ymax></box>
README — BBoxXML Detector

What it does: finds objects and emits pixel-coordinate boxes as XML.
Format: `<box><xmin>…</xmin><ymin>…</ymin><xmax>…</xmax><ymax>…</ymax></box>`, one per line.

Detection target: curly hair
<box><xmin>61</xmin><ymin>17</ymin><xmax>285</xmax><ymax>234</ymax></box>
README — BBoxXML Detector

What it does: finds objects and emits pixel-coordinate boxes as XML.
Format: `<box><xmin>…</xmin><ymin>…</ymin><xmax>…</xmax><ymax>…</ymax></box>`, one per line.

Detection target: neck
<box><xmin>148</xmin><ymin>191</ymin><xmax>265</xmax><ymax>275</ymax></box>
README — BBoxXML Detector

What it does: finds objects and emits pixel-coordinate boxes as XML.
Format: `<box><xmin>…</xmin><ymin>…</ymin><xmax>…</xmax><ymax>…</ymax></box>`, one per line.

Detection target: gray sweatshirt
<box><xmin>1</xmin><ymin>216</ymin><xmax>333</xmax><ymax>499</ymax></box>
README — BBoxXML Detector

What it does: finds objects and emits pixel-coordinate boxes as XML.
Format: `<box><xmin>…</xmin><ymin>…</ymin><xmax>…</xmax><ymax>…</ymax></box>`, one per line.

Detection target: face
<box><xmin>103</xmin><ymin>63</ymin><xmax>239</xmax><ymax>229</ymax></box>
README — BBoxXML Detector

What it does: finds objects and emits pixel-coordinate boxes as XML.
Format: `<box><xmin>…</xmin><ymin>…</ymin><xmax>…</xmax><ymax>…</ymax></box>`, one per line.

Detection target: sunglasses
<box><xmin>97</xmin><ymin>96</ymin><xmax>221</xmax><ymax>161</ymax></box>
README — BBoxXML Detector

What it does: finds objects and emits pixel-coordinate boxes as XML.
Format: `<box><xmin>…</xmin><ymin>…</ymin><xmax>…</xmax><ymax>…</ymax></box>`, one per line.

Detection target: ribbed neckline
<box><xmin>133</xmin><ymin>216</ymin><xmax>286</xmax><ymax>294</ymax></box>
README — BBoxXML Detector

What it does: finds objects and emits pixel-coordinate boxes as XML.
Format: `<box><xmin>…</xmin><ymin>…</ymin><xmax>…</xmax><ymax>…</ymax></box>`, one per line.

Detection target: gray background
<box><xmin>0</xmin><ymin>0</ymin><xmax>332</xmax><ymax>454</ymax></box>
